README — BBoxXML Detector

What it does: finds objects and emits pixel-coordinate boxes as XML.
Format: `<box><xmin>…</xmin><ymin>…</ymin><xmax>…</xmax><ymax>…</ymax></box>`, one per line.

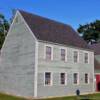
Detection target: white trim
<box><xmin>34</xmin><ymin>41</ymin><xmax>38</xmax><ymax>97</ymax></box>
<box><xmin>84</xmin><ymin>51</ymin><xmax>89</xmax><ymax>64</ymax></box>
<box><xmin>0</xmin><ymin>10</ymin><xmax>38</xmax><ymax>97</ymax></box>
<box><xmin>60</xmin><ymin>72</ymin><xmax>67</xmax><ymax>85</ymax></box>
<box><xmin>77</xmin><ymin>72</ymin><xmax>79</xmax><ymax>85</ymax></box>
<box><xmin>65</xmin><ymin>73</ymin><xmax>67</xmax><ymax>85</ymax></box>
<box><xmin>73</xmin><ymin>50</ymin><xmax>79</xmax><ymax>63</ymax></box>
<box><xmin>1</xmin><ymin>11</ymin><xmax>18</xmax><ymax>52</ymax></box>
<box><xmin>65</xmin><ymin>48</ymin><xmax>67</xmax><ymax>62</ymax></box>
<box><xmin>1</xmin><ymin>10</ymin><xmax>37</xmax><ymax>53</ymax></box>
<box><xmin>91</xmin><ymin>52</ymin><xmax>94</xmax><ymax>92</ymax></box>
<box><xmin>18</xmin><ymin>11</ymin><xmax>37</xmax><ymax>41</ymax></box>
<box><xmin>60</xmin><ymin>47</ymin><xmax>67</xmax><ymax>62</ymax></box>
<box><xmin>73</xmin><ymin>72</ymin><xmax>79</xmax><ymax>85</ymax></box>
<box><xmin>88</xmin><ymin>73</ymin><xmax>90</xmax><ymax>84</ymax></box>
<box><xmin>44</xmin><ymin>44</ymin><xmax>53</xmax><ymax>60</ymax></box>
<box><xmin>18</xmin><ymin>10</ymin><xmax>38</xmax><ymax>97</ymax></box>
<box><xmin>38</xmin><ymin>39</ymin><xmax>93</xmax><ymax>52</ymax></box>
<box><xmin>44</xmin><ymin>72</ymin><xmax>53</xmax><ymax>86</ymax></box>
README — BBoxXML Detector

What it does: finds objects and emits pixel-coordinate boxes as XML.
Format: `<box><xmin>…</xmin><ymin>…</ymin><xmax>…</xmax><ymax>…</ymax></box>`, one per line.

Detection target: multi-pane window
<box><xmin>45</xmin><ymin>72</ymin><xmax>51</xmax><ymax>85</ymax></box>
<box><xmin>85</xmin><ymin>73</ymin><xmax>89</xmax><ymax>84</ymax></box>
<box><xmin>84</xmin><ymin>53</ymin><xmax>89</xmax><ymax>63</ymax></box>
<box><xmin>73</xmin><ymin>73</ymin><xmax>79</xmax><ymax>84</ymax></box>
<box><xmin>60</xmin><ymin>73</ymin><xmax>66</xmax><ymax>85</ymax></box>
<box><xmin>61</xmin><ymin>49</ymin><xmax>66</xmax><ymax>61</ymax></box>
<box><xmin>73</xmin><ymin>51</ymin><xmax>78</xmax><ymax>63</ymax></box>
<box><xmin>46</xmin><ymin>46</ymin><xmax>52</xmax><ymax>60</ymax></box>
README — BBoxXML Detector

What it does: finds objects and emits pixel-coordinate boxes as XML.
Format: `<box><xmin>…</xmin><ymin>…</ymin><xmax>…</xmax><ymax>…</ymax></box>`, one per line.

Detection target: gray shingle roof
<box><xmin>89</xmin><ymin>43</ymin><xmax>100</xmax><ymax>69</ymax></box>
<box><xmin>19</xmin><ymin>10</ymin><xmax>90</xmax><ymax>50</ymax></box>
<box><xmin>89</xmin><ymin>43</ymin><xmax>100</xmax><ymax>55</ymax></box>
<box><xmin>94</xmin><ymin>58</ymin><xmax>100</xmax><ymax>69</ymax></box>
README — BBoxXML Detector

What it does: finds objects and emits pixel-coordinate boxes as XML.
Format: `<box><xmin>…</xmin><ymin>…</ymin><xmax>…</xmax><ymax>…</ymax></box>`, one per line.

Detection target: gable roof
<box><xmin>19</xmin><ymin>10</ymin><xmax>90</xmax><ymax>50</ymax></box>
<box><xmin>89</xmin><ymin>43</ymin><xmax>100</xmax><ymax>55</ymax></box>
<box><xmin>89</xmin><ymin>43</ymin><xmax>100</xmax><ymax>69</ymax></box>
<box><xmin>94</xmin><ymin>58</ymin><xmax>100</xmax><ymax>69</ymax></box>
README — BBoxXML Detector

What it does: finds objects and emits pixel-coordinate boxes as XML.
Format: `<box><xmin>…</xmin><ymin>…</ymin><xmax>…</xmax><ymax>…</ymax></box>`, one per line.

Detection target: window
<box><xmin>61</xmin><ymin>49</ymin><xmax>66</xmax><ymax>61</ymax></box>
<box><xmin>45</xmin><ymin>46</ymin><xmax>52</xmax><ymax>60</ymax></box>
<box><xmin>73</xmin><ymin>73</ymin><xmax>79</xmax><ymax>84</ymax></box>
<box><xmin>84</xmin><ymin>53</ymin><xmax>89</xmax><ymax>63</ymax></box>
<box><xmin>85</xmin><ymin>73</ymin><xmax>89</xmax><ymax>84</ymax></box>
<box><xmin>73</xmin><ymin>51</ymin><xmax>78</xmax><ymax>63</ymax></box>
<box><xmin>60</xmin><ymin>73</ymin><xmax>66</xmax><ymax>85</ymax></box>
<box><xmin>45</xmin><ymin>72</ymin><xmax>52</xmax><ymax>85</ymax></box>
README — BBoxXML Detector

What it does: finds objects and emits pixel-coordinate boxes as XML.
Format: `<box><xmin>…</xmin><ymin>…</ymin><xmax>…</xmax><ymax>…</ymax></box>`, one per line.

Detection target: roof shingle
<box><xmin>89</xmin><ymin>43</ymin><xmax>100</xmax><ymax>69</ymax></box>
<box><xmin>19</xmin><ymin>10</ymin><xmax>90</xmax><ymax>50</ymax></box>
<box><xmin>94</xmin><ymin>58</ymin><xmax>100</xmax><ymax>69</ymax></box>
<box><xmin>89</xmin><ymin>43</ymin><xmax>100</xmax><ymax>55</ymax></box>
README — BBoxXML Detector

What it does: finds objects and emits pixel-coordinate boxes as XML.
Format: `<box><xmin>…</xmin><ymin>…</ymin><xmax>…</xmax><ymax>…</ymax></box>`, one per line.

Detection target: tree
<box><xmin>0</xmin><ymin>13</ymin><xmax>9</xmax><ymax>49</ymax></box>
<box><xmin>77</xmin><ymin>20</ymin><xmax>100</xmax><ymax>44</ymax></box>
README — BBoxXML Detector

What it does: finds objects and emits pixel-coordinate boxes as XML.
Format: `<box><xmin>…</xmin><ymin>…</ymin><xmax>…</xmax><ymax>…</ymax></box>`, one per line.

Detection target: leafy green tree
<box><xmin>77</xmin><ymin>20</ymin><xmax>100</xmax><ymax>44</ymax></box>
<box><xmin>0</xmin><ymin>13</ymin><xmax>9</xmax><ymax>49</ymax></box>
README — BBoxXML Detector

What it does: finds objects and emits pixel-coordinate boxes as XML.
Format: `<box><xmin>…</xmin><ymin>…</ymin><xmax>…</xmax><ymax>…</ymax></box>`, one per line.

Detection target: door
<box><xmin>96</xmin><ymin>75</ymin><xmax>100</xmax><ymax>91</ymax></box>
<box><xmin>97</xmin><ymin>82</ymin><xmax>100</xmax><ymax>91</ymax></box>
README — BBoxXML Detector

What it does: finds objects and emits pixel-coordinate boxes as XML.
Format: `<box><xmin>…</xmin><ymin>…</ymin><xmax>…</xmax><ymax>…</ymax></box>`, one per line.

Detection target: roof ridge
<box><xmin>17</xmin><ymin>9</ymin><xmax>90</xmax><ymax>50</ymax></box>
<box><xmin>18</xmin><ymin>9</ymin><xmax>72</xmax><ymax>28</ymax></box>
<box><xmin>91</xmin><ymin>42</ymin><xmax>100</xmax><ymax>46</ymax></box>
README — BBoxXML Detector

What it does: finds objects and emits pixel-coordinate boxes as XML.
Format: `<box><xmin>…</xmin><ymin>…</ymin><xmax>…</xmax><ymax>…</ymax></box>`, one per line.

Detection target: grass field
<box><xmin>0</xmin><ymin>93</ymin><xmax>27</xmax><ymax>100</ymax></box>
<box><xmin>0</xmin><ymin>93</ymin><xmax>100</xmax><ymax>100</ymax></box>
<box><xmin>38</xmin><ymin>93</ymin><xmax>100</xmax><ymax>100</ymax></box>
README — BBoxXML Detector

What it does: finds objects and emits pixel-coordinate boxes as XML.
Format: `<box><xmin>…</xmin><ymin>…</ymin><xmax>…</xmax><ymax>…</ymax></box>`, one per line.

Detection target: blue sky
<box><xmin>0</xmin><ymin>0</ymin><xmax>100</xmax><ymax>30</ymax></box>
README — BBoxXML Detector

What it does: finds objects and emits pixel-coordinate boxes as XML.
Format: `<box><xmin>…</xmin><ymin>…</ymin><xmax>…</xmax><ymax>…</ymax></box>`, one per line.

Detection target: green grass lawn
<box><xmin>0</xmin><ymin>93</ymin><xmax>27</xmax><ymax>100</ymax></box>
<box><xmin>0</xmin><ymin>93</ymin><xmax>100</xmax><ymax>100</ymax></box>
<box><xmin>39</xmin><ymin>93</ymin><xmax>100</xmax><ymax>100</ymax></box>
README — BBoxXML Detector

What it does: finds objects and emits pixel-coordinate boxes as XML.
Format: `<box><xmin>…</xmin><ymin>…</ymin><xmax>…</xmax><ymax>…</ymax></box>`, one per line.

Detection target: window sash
<box><xmin>73</xmin><ymin>73</ymin><xmax>78</xmax><ymax>84</ymax></box>
<box><xmin>85</xmin><ymin>73</ymin><xmax>89</xmax><ymax>83</ymax></box>
<box><xmin>61</xmin><ymin>49</ymin><xmax>66</xmax><ymax>61</ymax></box>
<box><xmin>84</xmin><ymin>53</ymin><xmax>88</xmax><ymax>63</ymax></box>
<box><xmin>45</xmin><ymin>72</ymin><xmax>51</xmax><ymax>85</ymax></box>
<box><xmin>73</xmin><ymin>51</ymin><xmax>78</xmax><ymax>63</ymax></box>
<box><xmin>46</xmin><ymin>46</ymin><xmax>52</xmax><ymax>60</ymax></box>
<box><xmin>60</xmin><ymin>73</ymin><xmax>66</xmax><ymax>85</ymax></box>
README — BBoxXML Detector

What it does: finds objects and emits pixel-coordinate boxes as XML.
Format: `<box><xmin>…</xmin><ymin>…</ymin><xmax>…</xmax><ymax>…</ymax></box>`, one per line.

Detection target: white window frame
<box><xmin>73</xmin><ymin>72</ymin><xmax>79</xmax><ymax>85</ymax></box>
<box><xmin>44</xmin><ymin>45</ymin><xmax>53</xmax><ymax>60</ymax></box>
<box><xmin>73</xmin><ymin>50</ymin><xmax>79</xmax><ymax>63</ymax></box>
<box><xmin>60</xmin><ymin>47</ymin><xmax>67</xmax><ymax>62</ymax></box>
<box><xmin>60</xmin><ymin>72</ymin><xmax>67</xmax><ymax>85</ymax></box>
<box><xmin>44</xmin><ymin>72</ymin><xmax>53</xmax><ymax>86</ymax></box>
<box><xmin>84</xmin><ymin>52</ymin><xmax>89</xmax><ymax>64</ymax></box>
<box><xmin>85</xmin><ymin>73</ymin><xmax>89</xmax><ymax>84</ymax></box>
